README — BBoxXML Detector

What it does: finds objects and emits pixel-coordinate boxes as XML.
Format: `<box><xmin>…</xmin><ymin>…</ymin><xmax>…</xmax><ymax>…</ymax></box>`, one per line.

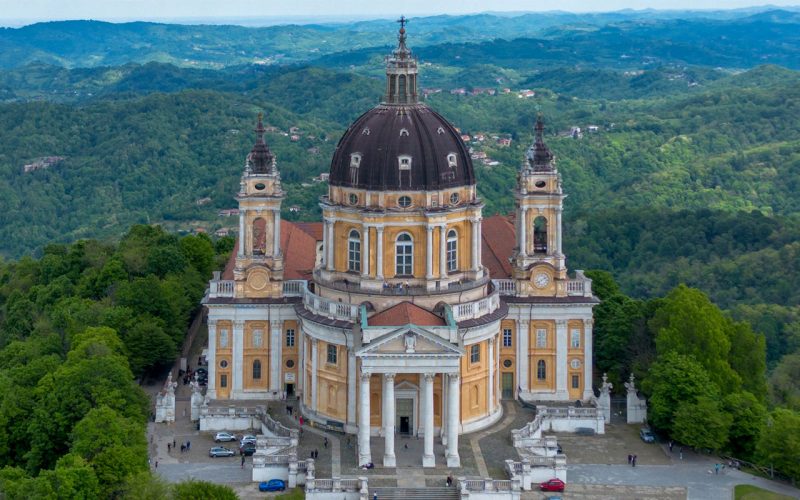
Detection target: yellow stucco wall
<box><xmin>215</xmin><ymin>320</ymin><xmax>232</xmax><ymax>399</ymax></box>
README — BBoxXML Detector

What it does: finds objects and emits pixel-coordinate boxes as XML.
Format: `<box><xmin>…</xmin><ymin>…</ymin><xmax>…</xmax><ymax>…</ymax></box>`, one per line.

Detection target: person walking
<box><xmin>324</xmin><ymin>437</ymin><xmax>328</xmax><ymax>449</ymax></box>
<box><xmin>628</xmin><ymin>454</ymin><xmax>632</xmax><ymax>465</ymax></box>
<box><xmin>632</xmin><ymin>455</ymin><xmax>637</xmax><ymax>467</ymax></box>
<box><xmin>669</xmin><ymin>440</ymin><xmax>673</xmax><ymax>452</ymax></box>
<box><xmin>186</xmin><ymin>441</ymin><xmax>191</xmax><ymax>451</ymax></box>
<box><xmin>241</xmin><ymin>455</ymin><xmax>245</xmax><ymax>469</ymax></box>
<box><xmin>679</xmin><ymin>446</ymin><xmax>683</xmax><ymax>460</ymax></box>
<box><xmin>715</xmin><ymin>463</ymin><xmax>720</xmax><ymax>475</ymax></box>
<box><xmin>167</xmin><ymin>443</ymin><xmax>171</xmax><ymax>453</ymax></box>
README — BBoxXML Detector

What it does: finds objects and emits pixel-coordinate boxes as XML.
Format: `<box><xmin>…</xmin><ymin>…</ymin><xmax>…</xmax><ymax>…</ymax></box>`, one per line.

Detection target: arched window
<box><xmin>446</xmin><ymin>229</ymin><xmax>458</xmax><ymax>272</ymax></box>
<box><xmin>253</xmin><ymin>359</ymin><xmax>262</xmax><ymax>380</ymax></box>
<box><xmin>533</xmin><ymin>216</ymin><xmax>548</xmax><ymax>254</ymax></box>
<box><xmin>537</xmin><ymin>359</ymin><xmax>546</xmax><ymax>380</ymax></box>
<box><xmin>398</xmin><ymin>75</ymin><xmax>407</xmax><ymax>103</ymax></box>
<box><xmin>252</xmin><ymin>217</ymin><xmax>267</xmax><ymax>255</ymax></box>
<box><xmin>348</xmin><ymin>230</ymin><xmax>361</xmax><ymax>272</ymax></box>
<box><xmin>395</xmin><ymin>233</ymin><xmax>413</xmax><ymax>276</ymax></box>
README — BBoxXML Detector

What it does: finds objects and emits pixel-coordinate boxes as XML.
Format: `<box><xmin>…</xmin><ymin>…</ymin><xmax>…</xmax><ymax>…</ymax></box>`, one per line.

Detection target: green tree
<box><xmin>756</xmin><ymin>409</ymin><xmax>800</xmax><ymax>482</ymax></box>
<box><xmin>124</xmin><ymin>317</ymin><xmax>177</xmax><ymax>377</ymax></box>
<box><xmin>769</xmin><ymin>354</ymin><xmax>800</xmax><ymax>411</ymax></box>
<box><xmin>642</xmin><ymin>351</ymin><xmax>717</xmax><ymax>434</ymax></box>
<box><xmin>727</xmin><ymin>321</ymin><xmax>767</xmax><ymax>400</ymax></box>
<box><xmin>39</xmin><ymin>454</ymin><xmax>101</xmax><ymax>500</ymax></box>
<box><xmin>650</xmin><ymin>285</ymin><xmax>740</xmax><ymax>393</ymax></box>
<box><xmin>722</xmin><ymin>391</ymin><xmax>766</xmax><ymax>459</ymax></box>
<box><xmin>172</xmin><ymin>480</ymin><xmax>239</xmax><ymax>500</ymax></box>
<box><xmin>121</xmin><ymin>471</ymin><xmax>170</xmax><ymax>500</ymax></box>
<box><xmin>672</xmin><ymin>396</ymin><xmax>732</xmax><ymax>451</ymax></box>
<box><xmin>180</xmin><ymin>234</ymin><xmax>215</xmax><ymax>278</ymax></box>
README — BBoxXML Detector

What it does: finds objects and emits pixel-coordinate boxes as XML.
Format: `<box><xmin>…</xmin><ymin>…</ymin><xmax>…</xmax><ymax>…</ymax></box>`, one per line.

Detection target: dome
<box><xmin>329</xmin><ymin>103</ymin><xmax>475</xmax><ymax>191</ymax></box>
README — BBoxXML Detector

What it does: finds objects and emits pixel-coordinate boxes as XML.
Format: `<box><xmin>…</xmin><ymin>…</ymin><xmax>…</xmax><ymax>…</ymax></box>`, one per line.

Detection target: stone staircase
<box><xmin>370</xmin><ymin>487</ymin><xmax>459</xmax><ymax>500</ymax></box>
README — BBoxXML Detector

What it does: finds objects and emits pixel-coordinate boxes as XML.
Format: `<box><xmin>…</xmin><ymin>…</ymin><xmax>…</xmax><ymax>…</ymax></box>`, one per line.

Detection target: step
<box><xmin>370</xmin><ymin>487</ymin><xmax>459</xmax><ymax>500</ymax></box>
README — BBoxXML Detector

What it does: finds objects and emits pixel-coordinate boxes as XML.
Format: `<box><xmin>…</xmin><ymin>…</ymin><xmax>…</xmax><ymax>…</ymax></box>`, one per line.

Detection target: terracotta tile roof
<box><xmin>218</xmin><ymin>220</ymin><xmax>317</xmax><ymax>281</ymax></box>
<box><xmin>482</xmin><ymin>215</ymin><xmax>515</xmax><ymax>279</ymax></box>
<box><xmin>293</xmin><ymin>222</ymin><xmax>324</xmax><ymax>241</ymax></box>
<box><xmin>281</xmin><ymin>220</ymin><xmax>317</xmax><ymax>280</ymax></box>
<box><xmin>368</xmin><ymin>302</ymin><xmax>446</xmax><ymax>327</ymax></box>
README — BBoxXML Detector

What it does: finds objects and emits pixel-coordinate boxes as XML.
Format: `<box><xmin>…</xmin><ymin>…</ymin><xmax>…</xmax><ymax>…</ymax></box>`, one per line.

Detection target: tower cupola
<box><xmin>384</xmin><ymin>16</ymin><xmax>418</xmax><ymax>105</ymax></box>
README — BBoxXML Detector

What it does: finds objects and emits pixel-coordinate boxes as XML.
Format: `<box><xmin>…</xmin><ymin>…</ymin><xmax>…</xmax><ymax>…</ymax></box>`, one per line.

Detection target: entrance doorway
<box><xmin>502</xmin><ymin>372</ymin><xmax>514</xmax><ymax>399</ymax></box>
<box><xmin>285</xmin><ymin>383</ymin><xmax>295</xmax><ymax>398</ymax></box>
<box><xmin>396</xmin><ymin>398</ymin><xmax>414</xmax><ymax>435</ymax></box>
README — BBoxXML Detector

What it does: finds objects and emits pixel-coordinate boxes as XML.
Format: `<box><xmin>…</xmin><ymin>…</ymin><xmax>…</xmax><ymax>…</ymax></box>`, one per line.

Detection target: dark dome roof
<box><xmin>329</xmin><ymin>103</ymin><xmax>475</xmax><ymax>191</ymax></box>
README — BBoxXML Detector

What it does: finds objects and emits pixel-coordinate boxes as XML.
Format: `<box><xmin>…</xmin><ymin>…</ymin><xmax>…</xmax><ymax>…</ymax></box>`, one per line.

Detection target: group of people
<box><xmin>627</xmin><ymin>454</ymin><xmax>638</xmax><ymax>467</ymax></box>
<box><xmin>310</xmin><ymin>449</ymin><xmax>320</xmax><ymax>459</ymax></box>
<box><xmin>382</xmin><ymin>281</ymin><xmax>412</xmax><ymax>293</ymax></box>
<box><xmin>668</xmin><ymin>440</ymin><xmax>684</xmax><ymax>460</ymax></box>
<box><xmin>167</xmin><ymin>439</ymin><xmax>191</xmax><ymax>453</ymax></box>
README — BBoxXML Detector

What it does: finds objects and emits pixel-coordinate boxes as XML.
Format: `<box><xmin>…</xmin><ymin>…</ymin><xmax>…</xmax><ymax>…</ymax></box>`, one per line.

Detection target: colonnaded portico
<box><xmin>356</xmin><ymin>325</ymin><xmax>465</xmax><ymax>467</ymax></box>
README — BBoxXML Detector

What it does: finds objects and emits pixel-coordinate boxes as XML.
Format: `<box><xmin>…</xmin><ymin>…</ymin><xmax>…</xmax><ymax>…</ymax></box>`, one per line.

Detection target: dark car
<box><xmin>209</xmin><ymin>446</ymin><xmax>235</xmax><ymax>458</ymax></box>
<box><xmin>259</xmin><ymin>479</ymin><xmax>286</xmax><ymax>492</ymax></box>
<box><xmin>540</xmin><ymin>478</ymin><xmax>565</xmax><ymax>492</ymax></box>
<box><xmin>240</xmin><ymin>443</ymin><xmax>256</xmax><ymax>456</ymax></box>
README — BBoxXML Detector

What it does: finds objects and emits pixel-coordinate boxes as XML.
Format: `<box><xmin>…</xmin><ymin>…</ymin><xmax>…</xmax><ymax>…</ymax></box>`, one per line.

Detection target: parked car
<box><xmin>259</xmin><ymin>479</ymin><xmax>286</xmax><ymax>492</ymax></box>
<box><xmin>209</xmin><ymin>446</ymin><xmax>235</xmax><ymax>457</ymax></box>
<box><xmin>540</xmin><ymin>478</ymin><xmax>565</xmax><ymax>492</ymax></box>
<box><xmin>214</xmin><ymin>432</ymin><xmax>236</xmax><ymax>442</ymax></box>
<box><xmin>640</xmin><ymin>428</ymin><xmax>656</xmax><ymax>443</ymax></box>
<box><xmin>240</xmin><ymin>434</ymin><xmax>257</xmax><ymax>443</ymax></box>
<box><xmin>240</xmin><ymin>443</ymin><xmax>256</xmax><ymax>456</ymax></box>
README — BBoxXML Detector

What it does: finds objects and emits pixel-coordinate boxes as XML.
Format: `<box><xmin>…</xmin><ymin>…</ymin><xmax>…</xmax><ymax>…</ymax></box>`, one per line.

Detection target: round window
<box><xmin>349</xmin><ymin>193</ymin><xmax>358</xmax><ymax>205</ymax></box>
<box><xmin>398</xmin><ymin>196</ymin><xmax>412</xmax><ymax>208</ymax></box>
<box><xmin>450</xmin><ymin>192</ymin><xmax>460</xmax><ymax>205</ymax></box>
<box><xmin>534</xmin><ymin>181</ymin><xmax>546</xmax><ymax>189</ymax></box>
<box><xmin>503</xmin><ymin>359</ymin><xmax>513</xmax><ymax>368</ymax></box>
<box><xmin>570</xmin><ymin>358</ymin><xmax>582</xmax><ymax>369</ymax></box>
<box><xmin>220</xmin><ymin>360</ymin><xmax>228</xmax><ymax>368</ymax></box>
<box><xmin>254</xmin><ymin>182</ymin><xmax>266</xmax><ymax>190</ymax></box>
<box><xmin>286</xmin><ymin>359</ymin><xmax>295</xmax><ymax>368</ymax></box>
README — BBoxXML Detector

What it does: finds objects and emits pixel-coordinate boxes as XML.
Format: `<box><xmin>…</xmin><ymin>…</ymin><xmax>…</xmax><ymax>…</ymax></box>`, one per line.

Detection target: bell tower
<box><xmin>512</xmin><ymin>117</ymin><xmax>568</xmax><ymax>296</ymax></box>
<box><xmin>383</xmin><ymin>16</ymin><xmax>418</xmax><ymax>105</ymax></box>
<box><xmin>233</xmin><ymin>113</ymin><xmax>285</xmax><ymax>298</ymax></box>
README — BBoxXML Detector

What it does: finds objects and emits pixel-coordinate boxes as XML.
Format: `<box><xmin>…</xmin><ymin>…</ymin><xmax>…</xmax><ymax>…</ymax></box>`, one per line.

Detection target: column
<box><xmin>518</xmin><ymin>207</ymin><xmax>527</xmax><ymax>257</ymax></box>
<box><xmin>555</xmin><ymin>207</ymin><xmax>563</xmax><ymax>256</ymax></box>
<box><xmin>422</xmin><ymin>373</ymin><xmax>435</xmax><ymax>467</ymax></box>
<box><xmin>517</xmin><ymin>320</ymin><xmax>529</xmax><ymax>395</ymax></box>
<box><xmin>583</xmin><ymin>319</ymin><xmax>594</xmax><ymax>400</ymax></box>
<box><xmin>361</xmin><ymin>226</ymin><xmax>370</xmax><ymax>277</ymax></box>
<box><xmin>376</xmin><ymin>227</ymin><xmax>384</xmax><ymax>280</ymax></box>
<box><xmin>358</xmin><ymin>371</ymin><xmax>372</xmax><ymax>466</ymax></box>
<box><xmin>297</xmin><ymin>326</ymin><xmax>304</xmax><ymax>398</ymax></box>
<box><xmin>383</xmin><ymin>373</ymin><xmax>396</xmax><ymax>467</ymax></box>
<box><xmin>446</xmin><ymin>373</ymin><xmax>461</xmax><ymax>467</ymax></box>
<box><xmin>488</xmin><ymin>338</ymin><xmax>495</xmax><ymax>413</ymax></box>
<box><xmin>325</xmin><ymin>220</ymin><xmax>334</xmax><ymax>271</ymax></box>
<box><xmin>232</xmin><ymin>320</ymin><xmax>245</xmax><ymax>396</ymax></box>
<box><xmin>556</xmin><ymin>320</ymin><xmax>568</xmax><ymax>397</ymax></box>
<box><xmin>347</xmin><ymin>349</ymin><xmax>357</xmax><ymax>430</ymax></box>
<box><xmin>311</xmin><ymin>339</ymin><xmax>319</xmax><ymax>411</ymax></box>
<box><xmin>476</xmin><ymin>218</ymin><xmax>482</xmax><ymax>268</ymax></box>
<box><xmin>471</xmin><ymin>218</ymin><xmax>479</xmax><ymax>270</ymax></box>
<box><xmin>270</xmin><ymin>320</ymin><xmax>282</xmax><ymax>392</ymax></box>
<box><xmin>439</xmin><ymin>225</ymin><xmax>447</xmax><ymax>279</ymax></box>
<box><xmin>426</xmin><ymin>225</ymin><xmax>434</xmax><ymax>279</ymax></box>
<box><xmin>273</xmin><ymin>209</ymin><xmax>281</xmax><ymax>256</ymax></box>
<box><xmin>238</xmin><ymin>211</ymin><xmax>246</xmax><ymax>256</ymax></box>
<box><xmin>207</xmin><ymin>320</ymin><xmax>217</xmax><ymax>399</ymax></box>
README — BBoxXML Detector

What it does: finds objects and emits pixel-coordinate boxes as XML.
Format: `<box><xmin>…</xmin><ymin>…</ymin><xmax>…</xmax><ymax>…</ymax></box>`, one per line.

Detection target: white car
<box><xmin>241</xmin><ymin>435</ymin><xmax>257</xmax><ymax>446</ymax></box>
<box><xmin>214</xmin><ymin>432</ymin><xmax>236</xmax><ymax>442</ymax></box>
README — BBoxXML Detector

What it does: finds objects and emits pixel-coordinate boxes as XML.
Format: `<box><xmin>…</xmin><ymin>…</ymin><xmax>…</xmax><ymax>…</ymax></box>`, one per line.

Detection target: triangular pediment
<box><xmin>357</xmin><ymin>325</ymin><xmax>464</xmax><ymax>357</ymax></box>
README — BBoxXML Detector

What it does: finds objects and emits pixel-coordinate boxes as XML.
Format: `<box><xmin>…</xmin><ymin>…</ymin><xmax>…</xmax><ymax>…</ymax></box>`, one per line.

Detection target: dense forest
<box><xmin>0</xmin><ymin>225</ymin><xmax>238</xmax><ymax>497</ymax></box>
<box><xmin>0</xmin><ymin>8</ymin><xmax>799</xmax><ymax>492</ymax></box>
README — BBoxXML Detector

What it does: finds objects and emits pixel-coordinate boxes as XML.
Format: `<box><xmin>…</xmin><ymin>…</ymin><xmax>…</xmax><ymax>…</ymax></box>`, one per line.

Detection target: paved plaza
<box><xmin>144</xmin><ymin>321</ymin><xmax>800</xmax><ymax>499</ymax></box>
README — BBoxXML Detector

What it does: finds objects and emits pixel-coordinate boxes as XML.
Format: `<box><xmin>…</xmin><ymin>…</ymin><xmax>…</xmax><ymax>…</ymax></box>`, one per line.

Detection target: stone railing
<box><xmin>255</xmin><ymin>406</ymin><xmax>298</xmax><ymax>441</ymax></box>
<box><xmin>457</xmin><ymin>477</ymin><xmax>521</xmax><ymax>499</ymax></box>
<box><xmin>514</xmin><ymin>405</ymin><xmax>605</xmax><ymax>438</ymax></box>
<box><xmin>282</xmin><ymin>280</ymin><xmax>307</xmax><ymax>297</ymax></box>
<box><xmin>453</xmin><ymin>289</ymin><xmax>500</xmax><ymax>321</ymax></box>
<box><xmin>303</xmin><ymin>289</ymin><xmax>359</xmax><ymax>322</ymax></box>
<box><xmin>505</xmin><ymin>457</ymin><xmax>567</xmax><ymax>491</ymax></box>
<box><xmin>209</xmin><ymin>278</ymin><xmax>235</xmax><ymax>298</ymax></box>
<box><xmin>565</xmin><ymin>270</ymin><xmax>593</xmax><ymax>297</ymax></box>
<box><xmin>306</xmin><ymin>476</ymin><xmax>368</xmax><ymax>499</ymax></box>
<box><xmin>538</xmin><ymin>406</ymin><xmax>599</xmax><ymax>418</ymax></box>
<box><xmin>492</xmin><ymin>279</ymin><xmax>516</xmax><ymax>295</ymax></box>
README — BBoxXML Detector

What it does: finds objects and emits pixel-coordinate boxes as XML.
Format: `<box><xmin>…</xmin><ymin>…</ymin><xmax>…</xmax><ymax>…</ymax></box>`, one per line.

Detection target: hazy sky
<box><xmin>1</xmin><ymin>0</ymin><xmax>798</xmax><ymax>24</ymax></box>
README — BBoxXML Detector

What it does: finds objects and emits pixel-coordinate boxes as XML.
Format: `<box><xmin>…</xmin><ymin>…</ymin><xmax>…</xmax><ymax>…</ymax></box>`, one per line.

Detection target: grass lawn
<box><xmin>734</xmin><ymin>484</ymin><xmax>795</xmax><ymax>500</ymax></box>
<box><xmin>276</xmin><ymin>488</ymin><xmax>305</xmax><ymax>500</ymax></box>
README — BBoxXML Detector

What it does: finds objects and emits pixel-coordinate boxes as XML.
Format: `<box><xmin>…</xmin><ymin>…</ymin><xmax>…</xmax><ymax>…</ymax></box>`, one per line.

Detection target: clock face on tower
<box><xmin>534</xmin><ymin>272</ymin><xmax>550</xmax><ymax>289</ymax></box>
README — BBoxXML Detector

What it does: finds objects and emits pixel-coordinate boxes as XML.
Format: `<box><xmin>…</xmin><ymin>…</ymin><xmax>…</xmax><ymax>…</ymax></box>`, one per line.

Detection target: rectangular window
<box><xmin>220</xmin><ymin>374</ymin><xmax>228</xmax><ymax>388</ymax></box>
<box><xmin>536</xmin><ymin>328</ymin><xmax>547</xmax><ymax>348</ymax></box>
<box><xmin>572</xmin><ymin>374</ymin><xmax>580</xmax><ymax>389</ymax></box>
<box><xmin>446</xmin><ymin>236</ymin><xmax>457</xmax><ymax>272</ymax></box>
<box><xmin>327</xmin><ymin>344</ymin><xmax>338</xmax><ymax>364</ymax></box>
<box><xmin>252</xmin><ymin>329</ymin><xmax>263</xmax><ymax>348</ymax></box>
<box><xmin>571</xmin><ymin>329</ymin><xmax>581</xmax><ymax>348</ymax></box>
<box><xmin>219</xmin><ymin>328</ymin><xmax>229</xmax><ymax>348</ymax></box>
<box><xmin>286</xmin><ymin>329</ymin><xmax>296</xmax><ymax>347</ymax></box>
<box><xmin>470</xmin><ymin>344</ymin><xmax>480</xmax><ymax>363</ymax></box>
<box><xmin>502</xmin><ymin>328</ymin><xmax>513</xmax><ymax>347</ymax></box>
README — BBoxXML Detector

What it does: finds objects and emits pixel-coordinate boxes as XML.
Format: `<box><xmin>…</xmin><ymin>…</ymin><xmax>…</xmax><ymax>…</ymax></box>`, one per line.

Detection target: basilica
<box><xmin>203</xmin><ymin>23</ymin><xmax>597</xmax><ymax>469</ymax></box>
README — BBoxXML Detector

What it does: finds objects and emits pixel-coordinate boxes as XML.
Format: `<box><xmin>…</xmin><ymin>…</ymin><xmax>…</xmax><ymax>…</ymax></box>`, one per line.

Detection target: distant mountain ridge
<box><xmin>1</xmin><ymin>9</ymin><xmax>799</xmax><ymax>69</ymax></box>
